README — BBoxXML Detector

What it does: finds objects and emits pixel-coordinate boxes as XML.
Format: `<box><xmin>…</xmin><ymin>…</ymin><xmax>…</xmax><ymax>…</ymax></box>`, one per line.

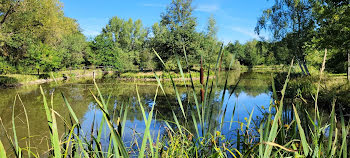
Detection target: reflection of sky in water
<box><xmin>220</xmin><ymin>91</ymin><xmax>272</xmax><ymax>139</ymax></box>
<box><xmin>0</xmin><ymin>72</ymin><xmax>278</xmax><ymax>155</ymax></box>
<box><xmin>79</xmin><ymin>89</ymin><xmax>273</xmax><ymax>147</ymax></box>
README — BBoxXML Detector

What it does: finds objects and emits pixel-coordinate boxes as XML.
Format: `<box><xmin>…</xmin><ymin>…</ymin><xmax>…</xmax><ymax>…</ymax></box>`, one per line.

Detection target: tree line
<box><xmin>0</xmin><ymin>0</ymin><xmax>349</xmax><ymax>79</ymax></box>
<box><xmin>256</xmin><ymin>0</ymin><xmax>350</xmax><ymax>79</ymax></box>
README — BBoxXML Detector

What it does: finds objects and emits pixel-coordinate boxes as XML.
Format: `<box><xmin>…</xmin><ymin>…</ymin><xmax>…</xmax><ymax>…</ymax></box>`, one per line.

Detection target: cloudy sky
<box><xmin>60</xmin><ymin>0</ymin><xmax>273</xmax><ymax>43</ymax></box>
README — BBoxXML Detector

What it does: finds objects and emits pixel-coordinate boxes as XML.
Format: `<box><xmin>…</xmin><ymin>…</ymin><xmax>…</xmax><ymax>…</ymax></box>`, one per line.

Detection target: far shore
<box><xmin>0</xmin><ymin>65</ymin><xmax>346</xmax><ymax>88</ymax></box>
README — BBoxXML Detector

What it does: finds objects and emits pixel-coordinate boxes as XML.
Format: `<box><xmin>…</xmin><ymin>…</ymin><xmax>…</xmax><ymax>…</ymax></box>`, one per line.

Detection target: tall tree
<box><xmin>0</xmin><ymin>0</ymin><xmax>82</xmax><ymax>73</ymax></box>
<box><xmin>206</xmin><ymin>15</ymin><xmax>217</xmax><ymax>39</ymax></box>
<box><xmin>94</xmin><ymin>16</ymin><xmax>149</xmax><ymax>70</ymax></box>
<box><xmin>57</xmin><ymin>32</ymin><xmax>89</xmax><ymax>68</ymax></box>
<box><xmin>156</xmin><ymin>0</ymin><xmax>199</xmax><ymax>67</ymax></box>
<box><xmin>90</xmin><ymin>33</ymin><xmax>123</xmax><ymax>69</ymax></box>
<box><xmin>256</xmin><ymin>0</ymin><xmax>315</xmax><ymax>75</ymax></box>
<box><xmin>313</xmin><ymin>0</ymin><xmax>350</xmax><ymax>81</ymax></box>
<box><xmin>200</xmin><ymin>15</ymin><xmax>220</xmax><ymax>67</ymax></box>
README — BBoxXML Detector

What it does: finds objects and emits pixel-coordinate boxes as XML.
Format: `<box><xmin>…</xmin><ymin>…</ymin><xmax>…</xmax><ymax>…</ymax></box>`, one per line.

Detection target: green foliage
<box><xmin>91</xmin><ymin>16</ymin><xmax>150</xmax><ymax>70</ymax></box>
<box><xmin>2</xmin><ymin>49</ymin><xmax>349</xmax><ymax>157</ymax></box>
<box><xmin>90</xmin><ymin>33</ymin><xmax>124</xmax><ymax>69</ymax></box>
<box><xmin>26</xmin><ymin>42</ymin><xmax>62</xmax><ymax>72</ymax></box>
<box><xmin>0</xmin><ymin>56</ymin><xmax>15</xmax><ymax>74</ymax></box>
<box><xmin>256</xmin><ymin>0</ymin><xmax>315</xmax><ymax>75</ymax></box>
<box><xmin>151</xmin><ymin>0</ymin><xmax>203</xmax><ymax>69</ymax></box>
<box><xmin>0</xmin><ymin>0</ymin><xmax>89</xmax><ymax>74</ymax></box>
<box><xmin>225</xmin><ymin>40</ymin><xmax>274</xmax><ymax>67</ymax></box>
<box><xmin>1</xmin><ymin>0</ymin><xmax>349</xmax><ymax>78</ymax></box>
<box><xmin>313</xmin><ymin>0</ymin><xmax>350</xmax><ymax>76</ymax></box>
<box><xmin>57</xmin><ymin>32</ymin><xmax>90</xmax><ymax>68</ymax></box>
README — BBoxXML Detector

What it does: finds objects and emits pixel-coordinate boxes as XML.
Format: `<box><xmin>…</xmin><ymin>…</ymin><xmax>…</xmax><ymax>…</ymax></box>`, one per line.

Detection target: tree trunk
<box><xmin>298</xmin><ymin>61</ymin><xmax>306</xmax><ymax>75</ymax></box>
<box><xmin>347</xmin><ymin>50</ymin><xmax>350</xmax><ymax>82</ymax></box>
<box><xmin>302</xmin><ymin>60</ymin><xmax>310</xmax><ymax>75</ymax></box>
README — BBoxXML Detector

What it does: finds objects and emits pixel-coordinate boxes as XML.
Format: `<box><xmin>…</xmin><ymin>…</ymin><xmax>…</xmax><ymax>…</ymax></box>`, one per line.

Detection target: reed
<box><xmin>0</xmin><ymin>49</ymin><xmax>348</xmax><ymax>158</ymax></box>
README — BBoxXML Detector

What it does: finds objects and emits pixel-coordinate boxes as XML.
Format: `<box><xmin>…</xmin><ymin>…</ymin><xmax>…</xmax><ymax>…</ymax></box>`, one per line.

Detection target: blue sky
<box><xmin>60</xmin><ymin>0</ymin><xmax>273</xmax><ymax>43</ymax></box>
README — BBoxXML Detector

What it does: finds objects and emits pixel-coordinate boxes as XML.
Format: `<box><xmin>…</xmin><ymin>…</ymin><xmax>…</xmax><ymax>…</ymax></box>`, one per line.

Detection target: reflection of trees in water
<box><xmin>0</xmin><ymin>84</ymin><xmax>92</xmax><ymax>155</ymax></box>
<box><xmin>234</xmin><ymin>72</ymin><xmax>273</xmax><ymax>97</ymax></box>
<box><xmin>272</xmin><ymin>73</ymin><xmax>333</xmax><ymax>119</ymax></box>
<box><xmin>217</xmin><ymin>71</ymin><xmax>274</xmax><ymax>97</ymax></box>
<box><xmin>0</xmin><ymin>71</ymin><xmax>277</xmax><ymax>155</ymax></box>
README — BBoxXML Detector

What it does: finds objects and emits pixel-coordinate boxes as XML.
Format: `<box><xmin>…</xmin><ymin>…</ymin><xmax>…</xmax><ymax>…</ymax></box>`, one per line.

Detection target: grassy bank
<box><xmin>2</xmin><ymin>64</ymin><xmax>344</xmax><ymax>87</ymax></box>
<box><xmin>0</xmin><ymin>70</ymin><xmax>114</xmax><ymax>87</ymax></box>
<box><xmin>273</xmin><ymin>72</ymin><xmax>350</xmax><ymax>109</ymax></box>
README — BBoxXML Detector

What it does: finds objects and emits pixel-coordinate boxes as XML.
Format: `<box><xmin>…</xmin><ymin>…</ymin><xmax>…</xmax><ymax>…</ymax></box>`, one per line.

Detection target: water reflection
<box><xmin>0</xmin><ymin>71</ymin><xmax>277</xmax><ymax>156</ymax></box>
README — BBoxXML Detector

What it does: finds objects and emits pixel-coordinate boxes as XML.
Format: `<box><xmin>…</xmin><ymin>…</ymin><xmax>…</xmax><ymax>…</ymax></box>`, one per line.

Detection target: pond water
<box><xmin>0</xmin><ymin>71</ymin><xmax>280</xmax><ymax>156</ymax></box>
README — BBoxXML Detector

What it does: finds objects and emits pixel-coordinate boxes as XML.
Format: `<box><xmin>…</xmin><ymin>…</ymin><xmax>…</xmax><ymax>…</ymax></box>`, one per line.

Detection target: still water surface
<box><xmin>0</xmin><ymin>71</ymin><xmax>276</xmax><ymax>155</ymax></box>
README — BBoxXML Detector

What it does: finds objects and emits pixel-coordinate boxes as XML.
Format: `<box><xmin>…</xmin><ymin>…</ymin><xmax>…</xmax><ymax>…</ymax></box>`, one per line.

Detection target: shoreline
<box><xmin>1</xmin><ymin>66</ymin><xmax>346</xmax><ymax>88</ymax></box>
<box><xmin>0</xmin><ymin>70</ymin><xmax>112</xmax><ymax>88</ymax></box>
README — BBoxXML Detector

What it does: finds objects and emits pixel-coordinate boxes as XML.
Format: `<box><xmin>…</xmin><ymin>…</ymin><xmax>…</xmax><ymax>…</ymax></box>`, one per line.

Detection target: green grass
<box><xmin>120</xmin><ymin>70</ymin><xmax>216</xmax><ymax>79</ymax></box>
<box><xmin>0</xmin><ymin>48</ymin><xmax>349</xmax><ymax>157</ymax></box>
<box><xmin>0</xmin><ymin>69</ymin><xmax>110</xmax><ymax>86</ymax></box>
<box><xmin>0</xmin><ymin>74</ymin><xmax>40</xmax><ymax>85</ymax></box>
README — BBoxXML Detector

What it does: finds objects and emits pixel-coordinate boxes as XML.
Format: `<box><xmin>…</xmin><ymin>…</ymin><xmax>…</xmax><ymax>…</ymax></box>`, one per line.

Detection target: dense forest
<box><xmin>0</xmin><ymin>0</ymin><xmax>349</xmax><ymax>79</ymax></box>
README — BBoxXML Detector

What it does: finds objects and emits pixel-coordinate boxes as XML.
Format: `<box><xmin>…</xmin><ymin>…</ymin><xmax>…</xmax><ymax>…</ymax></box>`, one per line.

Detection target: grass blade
<box><xmin>292</xmin><ymin>104</ymin><xmax>309</xmax><ymax>156</ymax></box>
<box><xmin>17</xmin><ymin>95</ymin><xmax>31</xmax><ymax>158</ymax></box>
<box><xmin>51</xmin><ymin>109</ymin><xmax>62</xmax><ymax>158</ymax></box>
<box><xmin>12</xmin><ymin>96</ymin><xmax>20</xmax><ymax>157</ymax></box>
<box><xmin>90</xmin><ymin>87</ymin><xmax>128</xmax><ymax>157</ymax></box>
<box><xmin>169</xmin><ymin>74</ymin><xmax>186</xmax><ymax>119</ymax></box>
<box><xmin>327</xmin><ymin>99</ymin><xmax>336</xmax><ymax>155</ymax></box>
<box><xmin>61</xmin><ymin>93</ymin><xmax>79</xmax><ymax>124</ymax></box>
<box><xmin>263</xmin><ymin>58</ymin><xmax>293</xmax><ymax>158</ymax></box>
<box><xmin>246</xmin><ymin>108</ymin><xmax>254</xmax><ymax>130</ymax></box>
<box><xmin>0</xmin><ymin>140</ymin><xmax>6</xmax><ymax>158</ymax></box>
<box><xmin>191</xmin><ymin>111</ymin><xmax>200</xmax><ymax>138</ymax></box>
<box><xmin>138</xmin><ymin>86</ymin><xmax>158</xmax><ymax>158</ymax></box>
<box><xmin>339</xmin><ymin>108</ymin><xmax>347</xmax><ymax>158</ymax></box>
<box><xmin>229</xmin><ymin>102</ymin><xmax>237</xmax><ymax>130</ymax></box>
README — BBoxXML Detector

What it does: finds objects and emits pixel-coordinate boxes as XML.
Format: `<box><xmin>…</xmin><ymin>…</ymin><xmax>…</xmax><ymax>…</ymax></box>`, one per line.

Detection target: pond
<box><xmin>0</xmin><ymin>71</ymin><xmax>294</xmax><ymax>156</ymax></box>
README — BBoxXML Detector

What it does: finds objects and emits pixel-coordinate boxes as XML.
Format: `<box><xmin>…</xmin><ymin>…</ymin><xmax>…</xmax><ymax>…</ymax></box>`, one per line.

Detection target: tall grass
<box><xmin>0</xmin><ymin>49</ymin><xmax>348</xmax><ymax>157</ymax></box>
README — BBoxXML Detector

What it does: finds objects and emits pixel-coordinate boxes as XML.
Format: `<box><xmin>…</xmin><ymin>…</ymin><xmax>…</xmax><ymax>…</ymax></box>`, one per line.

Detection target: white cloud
<box><xmin>230</xmin><ymin>27</ymin><xmax>259</xmax><ymax>39</ymax></box>
<box><xmin>195</xmin><ymin>4</ymin><xmax>219</xmax><ymax>13</ymax></box>
<box><xmin>82</xmin><ymin>29</ymin><xmax>100</xmax><ymax>37</ymax></box>
<box><xmin>77</xmin><ymin>17</ymin><xmax>108</xmax><ymax>37</ymax></box>
<box><xmin>142</xmin><ymin>3</ymin><xmax>166</xmax><ymax>8</ymax></box>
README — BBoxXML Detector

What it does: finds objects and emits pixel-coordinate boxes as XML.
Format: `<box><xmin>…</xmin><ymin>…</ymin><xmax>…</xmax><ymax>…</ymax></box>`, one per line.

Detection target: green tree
<box><xmin>256</xmin><ymin>0</ymin><xmax>315</xmax><ymax>75</ymax></box>
<box><xmin>97</xmin><ymin>16</ymin><xmax>149</xmax><ymax>70</ymax></box>
<box><xmin>313</xmin><ymin>0</ymin><xmax>350</xmax><ymax>81</ymax></box>
<box><xmin>90</xmin><ymin>33</ymin><xmax>123</xmax><ymax>69</ymax></box>
<box><xmin>201</xmin><ymin>15</ymin><xmax>220</xmax><ymax>67</ymax></box>
<box><xmin>57</xmin><ymin>32</ymin><xmax>89</xmax><ymax>68</ymax></box>
<box><xmin>153</xmin><ymin>0</ymin><xmax>199</xmax><ymax>69</ymax></box>
<box><xmin>26</xmin><ymin>42</ymin><xmax>61</xmax><ymax>73</ymax></box>
<box><xmin>0</xmin><ymin>0</ymin><xmax>84</xmax><ymax>73</ymax></box>
<box><xmin>243</xmin><ymin>40</ymin><xmax>261</xmax><ymax>66</ymax></box>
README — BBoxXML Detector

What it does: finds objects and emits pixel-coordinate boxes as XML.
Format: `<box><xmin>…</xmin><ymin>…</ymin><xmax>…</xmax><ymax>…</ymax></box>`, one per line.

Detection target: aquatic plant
<box><xmin>0</xmin><ymin>48</ymin><xmax>348</xmax><ymax>158</ymax></box>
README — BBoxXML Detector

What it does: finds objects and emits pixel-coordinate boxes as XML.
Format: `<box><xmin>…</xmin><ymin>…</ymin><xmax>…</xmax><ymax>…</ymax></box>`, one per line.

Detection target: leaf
<box><xmin>0</xmin><ymin>140</ymin><xmax>7</xmax><ymax>158</ymax></box>
<box><xmin>61</xmin><ymin>93</ymin><xmax>79</xmax><ymax>124</ymax></box>
<box><xmin>51</xmin><ymin>110</ymin><xmax>62</xmax><ymax>158</ymax></box>
<box><xmin>292</xmin><ymin>104</ymin><xmax>310</xmax><ymax>156</ymax></box>
<box><xmin>263</xmin><ymin>58</ymin><xmax>293</xmax><ymax>158</ymax></box>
